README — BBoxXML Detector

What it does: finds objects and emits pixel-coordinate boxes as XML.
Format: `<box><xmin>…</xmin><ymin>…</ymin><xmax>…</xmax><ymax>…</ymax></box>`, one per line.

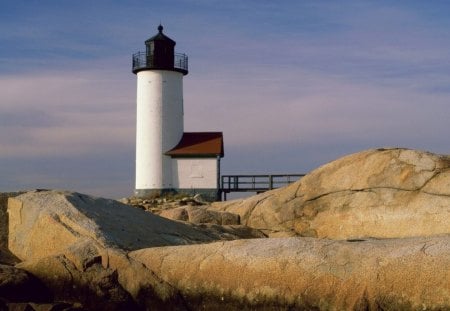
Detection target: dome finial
<box><xmin>158</xmin><ymin>24</ymin><xmax>163</xmax><ymax>33</ymax></box>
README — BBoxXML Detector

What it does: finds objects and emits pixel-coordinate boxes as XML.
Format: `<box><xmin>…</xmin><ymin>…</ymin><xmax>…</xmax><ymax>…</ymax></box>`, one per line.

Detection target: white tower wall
<box><xmin>135</xmin><ymin>70</ymin><xmax>184</xmax><ymax>191</ymax></box>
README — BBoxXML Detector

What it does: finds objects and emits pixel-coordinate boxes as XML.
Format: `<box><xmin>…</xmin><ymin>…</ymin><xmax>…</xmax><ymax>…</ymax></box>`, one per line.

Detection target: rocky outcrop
<box><xmin>0</xmin><ymin>264</ymin><xmax>85</xmax><ymax>311</ymax></box>
<box><xmin>16</xmin><ymin>241</ymin><xmax>188</xmax><ymax>310</ymax></box>
<box><xmin>213</xmin><ymin>148</ymin><xmax>450</xmax><ymax>239</ymax></box>
<box><xmin>2</xmin><ymin>148</ymin><xmax>450</xmax><ymax>310</ymax></box>
<box><xmin>0</xmin><ymin>264</ymin><xmax>51</xmax><ymax>303</ymax></box>
<box><xmin>17</xmin><ymin>247</ymin><xmax>138</xmax><ymax>310</ymax></box>
<box><xmin>10</xmin><ymin>231</ymin><xmax>450</xmax><ymax>310</ymax></box>
<box><xmin>131</xmin><ymin>235</ymin><xmax>450</xmax><ymax>310</ymax></box>
<box><xmin>4</xmin><ymin>190</ymin><xmax>264</xmax><ymax>309</ymax></box>
<box><xmin>7</xmin><ymin>190</ymin><xmax>263</xmax><ymax>262</ymax></box>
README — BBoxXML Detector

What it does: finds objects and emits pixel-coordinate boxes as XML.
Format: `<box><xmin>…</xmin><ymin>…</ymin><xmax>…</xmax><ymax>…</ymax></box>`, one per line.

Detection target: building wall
<box><xmin>172</xmin><ymin>158</ymin><xmax>218</xmax><ymax>189</ymax></box>
<box><xmin>135</xmin><ymin>70</ymin><xmax>184</xmax><ymax>191</ymax></box>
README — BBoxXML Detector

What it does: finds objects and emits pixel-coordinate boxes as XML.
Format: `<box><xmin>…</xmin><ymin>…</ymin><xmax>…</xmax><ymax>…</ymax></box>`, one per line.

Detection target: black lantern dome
<box><xmin>132</xmin><ymin>25</ymin><xmax>188</xmax><ymax>75</ymax></box>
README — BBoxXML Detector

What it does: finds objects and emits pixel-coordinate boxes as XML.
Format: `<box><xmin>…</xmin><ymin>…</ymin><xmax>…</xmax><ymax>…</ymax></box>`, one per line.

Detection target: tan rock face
<box><xmin>159</xmin><ymin>205</ymin><xmax>240</xmax><ymax>225</ymax></box>
<box><xmin>7</xmin><ymin>190</ymin><xmax>261</xmax><ymax>262</ymax></box>
<box><xmin>213</xmin><ymin>148</ymin><xmax>450</xmax><ymax>239</ymax></box>
<box><xmin>4</xmin><ymin>148</ymin><xmax>450</xmax><ymax>309</ymax></box>
<box><xmin>15</xmin><ymin>234</ymin><xmax>450</xmax><ymax>310</ymax></box>
<box><xmin>0</xmin><ymin>192</ymin><xmax>21</xmax><ymax>265</ymax></box>
<box><xmin>0</xmin><ymin>264</ymin><xmax>51</xmax><ymax>303</ymax></box>
<box><xmin>130</xmin><ymin>235</ymin><xmax>450</xmax><ymax>310</ymax></box>
<box><xmin>6</xmin><ymin>190</ymin><xmax>261</xmax><ymax>309</ymax></box>
<box><xmin>17</xmin><ymin>247</ymin><xmax>137</xmax><ymax>310</ymax></box>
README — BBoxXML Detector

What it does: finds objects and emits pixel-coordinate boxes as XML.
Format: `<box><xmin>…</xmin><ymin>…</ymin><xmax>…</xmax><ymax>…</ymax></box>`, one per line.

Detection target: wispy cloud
<box><xmin>0</xmin><ymin>69</ymin><xmax>134</xmax><ymax>158</ymax></box>
<box><xmin>185</xmin><ymin>66</ymin><xmax>449</xmax><ymax>150</ymax></box>
<box><xmin>0</xmin><ymin>1</ymin><xmax>449</xmax><ymax>198</ymax></box>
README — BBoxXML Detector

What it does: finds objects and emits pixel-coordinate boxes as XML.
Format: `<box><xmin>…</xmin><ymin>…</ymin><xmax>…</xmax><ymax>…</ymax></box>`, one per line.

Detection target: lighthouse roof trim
<box><xmin>145</xmin><ymin>24</ymin><xmax>176</xmax><ymax>45</ymax></box>
<box><xmin>166</xmin><ymin>132</ymin><xmax>224</xmax><ymax>158</ymax></box>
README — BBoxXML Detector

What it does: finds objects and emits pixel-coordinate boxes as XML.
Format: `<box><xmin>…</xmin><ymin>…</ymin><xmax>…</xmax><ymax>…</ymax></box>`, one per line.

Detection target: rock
<box><xmin>158</xmin><ymin>206</ymin><xmax>189</xmax><ymax>221</ymax></box>
<box><xmin>218</xmin><ymin>210</ymin><xmax>240</xmax><ymax>225</ymax></box>
<box><xmin>213</xmin><ymin>148</ymin><xmax>450</xmax><ymax>239</ymax></box>
<box><xmin>0</xmin><ymin>192</ymin><xmax>21</xmax><ymax>265</ymax></box>
<box><xmin>125</xmin><ymin>194</ymin><xmax>209</xmax><ymax>215</ymax></box>
<box><xmin>187</xmin><ymin>206</ymin><xmax>239</xmax><ymax>225</ymax></box>
<box><xmin>17</xmin><ymin>240</ymin><xmax>187</xmax><ymax>310</ymax></box>
<box><xmin>159</xmin><ymin>205</ymin><xmax>240</xmax><ymax>226</ymax></box>
<box><xmin>17</xmin><ymin>248</ymin><xmax>136</xmax><ymax>311</ymax></box>
<box><xmin>193</xmin><ymin>193</ymin><xmax>206</xmax><ymax>203</ymax></box>
<box><xmin>97</xmin><ymin>247</ymin><xmax>187</xmax><ymax>309</ymax></box>
<box><xmin>192</xmin><ymin>224</ymin><xmax>266</xmax><ymax>240</ymax></box>
<box><xmin>0</xmin><ymin>264</ymin><xmax>51</xmax><ymax>303</ymax></box>
<box><xmin>7</xmin><ymin>190</ymin><xmax>259</xmax><ymax>262</ymax></box>
<box><xmin>5</xmin><ymin>190</ymin><xmax>264</xmax><ymax>309</ymax></box>
<box><xmin>179</xmin><ymin>197</ymin><xmax>204</xmax><ymax>206</ymax></box>
<box><xmin>0</xmin><ymin>249</ymin><xmax>19</xmax><ymax>266</ymax></box>
<box><xmin>16</xmin><ymin>231</ymin><xmax>449</xmax><ymax>310</ymax></box>
<box><xmin>4</xmin><ymin>302</ymin><xmax>84</xmax><ymax>311</ymax></box>
<box><xmin>130</xmin><ymin>235</ymin><xmax>450</xmax><ymax>310</ymax></box>
<box><xmin>4</xmin><ymin>148</ymin><xmax>450</xmax><ymax>309</ymax></box>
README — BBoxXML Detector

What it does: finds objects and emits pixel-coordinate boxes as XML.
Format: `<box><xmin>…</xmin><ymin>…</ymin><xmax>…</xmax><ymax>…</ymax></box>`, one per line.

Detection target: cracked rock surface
<box><xmin>213</xmin><ymin>148</ymin><xmax>450</xmax><ymax>239</ymax></box>
<box><xmin>131</xmin><ymin>235</ymin><xmax>450</xmax><ymax>310</ymax></box>
<box><xmin>2</xmin><ymin>148</ymin><xmax>450</xmax><ymax>310</ymax></box>
<box><xmin>4</xmin><ymin>190</ymin><xmax>265</xmax><ymax>310</ymax></box>
<box><xmin>7</xmin><ymin>190</ymin><xmax>264</xmax><ymax>262</ymax></box>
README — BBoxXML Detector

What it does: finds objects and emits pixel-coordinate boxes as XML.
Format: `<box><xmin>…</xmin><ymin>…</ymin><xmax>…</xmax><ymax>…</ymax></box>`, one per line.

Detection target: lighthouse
<box><xmin>132</xmin><ymin>25</ymin><xmax>224</xmax><ymax>201</ymax></box>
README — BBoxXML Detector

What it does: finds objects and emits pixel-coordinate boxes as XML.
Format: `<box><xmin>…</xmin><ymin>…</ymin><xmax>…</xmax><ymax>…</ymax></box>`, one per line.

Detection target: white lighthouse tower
<box><xmin>132</xmin><ymin>25</ymin><xmax>188</xmax><ymax>197</ymax></box>
<box><xmin>132</xmin><ymin>25</ymin><xmax>224</xmax><ymax>200</ymax></box>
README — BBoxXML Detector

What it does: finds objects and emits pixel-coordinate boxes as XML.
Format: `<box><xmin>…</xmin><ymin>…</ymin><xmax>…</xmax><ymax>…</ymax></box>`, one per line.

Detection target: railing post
<box><xmin>269</xmin><ymin>175</ymin><xmax>273</xmax><ymax>190</ymax></box>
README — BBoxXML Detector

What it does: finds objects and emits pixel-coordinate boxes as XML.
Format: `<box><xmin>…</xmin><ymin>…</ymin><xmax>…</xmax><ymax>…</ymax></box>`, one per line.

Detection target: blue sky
<box><xmin>1</xmin><ymin>1</ymin><xmax>449</xmax><ymax>198</ymax></box>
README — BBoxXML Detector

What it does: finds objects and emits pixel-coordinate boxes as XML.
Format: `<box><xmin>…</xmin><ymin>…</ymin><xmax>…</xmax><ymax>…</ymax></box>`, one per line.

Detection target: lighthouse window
<box><xmin>146</xmin><ymin>42</ymin><xmax>154</xmax><ymax>56</ymax></box>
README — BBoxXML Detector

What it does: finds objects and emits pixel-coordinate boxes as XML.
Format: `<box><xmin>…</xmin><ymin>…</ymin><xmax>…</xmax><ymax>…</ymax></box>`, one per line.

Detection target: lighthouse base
<box><xmin>134</xmin><ymin>188</ymin><xmax>220</xmax><ymax>202</ymax></box>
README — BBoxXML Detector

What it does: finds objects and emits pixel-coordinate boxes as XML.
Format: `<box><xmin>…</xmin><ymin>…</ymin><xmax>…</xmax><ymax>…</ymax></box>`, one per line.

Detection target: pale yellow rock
<box><xmin>5</xmin><ymin>148</ymin><xmax>450</xmax><ymax>309</ymax></box>
<box><xmin>159</xmin><ymin>205</ymin><xmax>240</xmax><ymax>225</ymax></box>
<box><xmin>7</xmin><ymin>190</ymin><xmax>265</xmax><ymax>262</ymax></box>
<box><xmin>130</xmin><ymin>235</ymin><xmax>450</xmax><ymax>310</ymax></box>
<box><xmin>213</xmin><ymin>148</ymin><xmax>450</xmax><ymax>239</ymax></box>
<box><xmin>7</xmin><ymin>190</ymin><xmax>251</xmax><ymax>262</ymax></box>
<box><xmin>17</xmin><ymin>246</ymin><xmax>136</xmax><ymax>310</ymax></box>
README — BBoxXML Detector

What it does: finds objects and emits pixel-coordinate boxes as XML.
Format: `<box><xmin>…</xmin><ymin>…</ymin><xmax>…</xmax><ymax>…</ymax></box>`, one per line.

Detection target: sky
<box><xmin>1</xmin><ymin>1</ymin><xmax>449</xmax><ymax>199</ymax></box>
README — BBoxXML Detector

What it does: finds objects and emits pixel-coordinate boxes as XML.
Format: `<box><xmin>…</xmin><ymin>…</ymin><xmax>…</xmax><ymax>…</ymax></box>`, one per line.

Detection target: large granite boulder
<box><xmin>213</xmin><ymin>148</ymin><xmax>450</xmax><ymax>239</ymax></box>
<box><xmin>16</xmin><ymin>241</ymin><xmax>187</xmax><ymax>310</ymax></box>
<box><xmin>7</xmin><ymin>190</ymin><xmax>263</xmax><ymax>262</ymax></box>
<box><xmin>3</xmin><ymin>148</ymin><xmax>450</xmax><ymax>310</ymax></box>
<box><xmin>14</xmin><ymin>233</ymin><xmax>450</xmax><ymax>310</ymax></box>
<box><xmin>5</xmin><ymin>190</ymin><xmax>264</xmax><ymax>309</ymax></box>
<box><xmin>131</xmin><ymin>235</ymin><xmax>450</xmax><ymax>310</ymax></box>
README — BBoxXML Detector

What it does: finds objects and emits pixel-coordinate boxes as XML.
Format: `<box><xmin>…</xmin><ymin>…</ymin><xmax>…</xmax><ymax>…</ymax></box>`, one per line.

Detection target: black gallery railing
<box><xmin>221</xmin><ymin>174</ymin><xmax>305</xmax><ymax>194</ymax></box>
<box><xmin>132</xmin><ymin>52</ymin><xmax>188</xmax><ymax>72</ymax></box>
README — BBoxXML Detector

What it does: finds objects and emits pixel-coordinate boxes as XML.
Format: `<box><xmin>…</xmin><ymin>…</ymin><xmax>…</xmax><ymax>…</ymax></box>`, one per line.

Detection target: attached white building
<box><xmin>132</xmin><ymin>25</ymin><xmax>224</xmax><ymax>201</ymax></box>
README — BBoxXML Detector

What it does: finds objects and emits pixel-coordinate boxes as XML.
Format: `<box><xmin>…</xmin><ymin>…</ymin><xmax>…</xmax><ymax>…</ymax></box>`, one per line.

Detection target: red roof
<box><xmin>166</xmin><ymin>132</ymin><xmax>224</xmax><ymax>157</ymax></box>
